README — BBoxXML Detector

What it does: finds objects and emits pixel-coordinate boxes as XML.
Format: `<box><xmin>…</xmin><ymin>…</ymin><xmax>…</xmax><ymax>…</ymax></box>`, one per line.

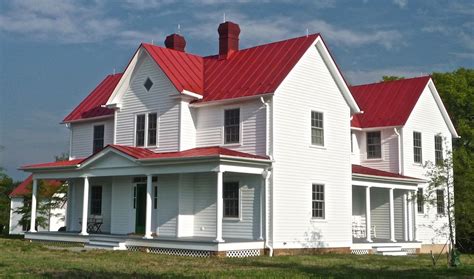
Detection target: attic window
<box><xmin>144</xmin><ymin>77</ymin><xmax>153</xmax><ymax>91</ymax></box>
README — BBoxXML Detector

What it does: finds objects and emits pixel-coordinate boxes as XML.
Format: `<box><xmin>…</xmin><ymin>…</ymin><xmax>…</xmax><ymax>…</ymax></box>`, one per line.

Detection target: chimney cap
<box><xmin>164</xmin><ymin>33</ymin><xmax>186</xmax><ymax>52</ymax></box>
<box><xmin>218</xmin><ymin>21</ymin><xmax>240</xmax><ymax>38</ymax></box>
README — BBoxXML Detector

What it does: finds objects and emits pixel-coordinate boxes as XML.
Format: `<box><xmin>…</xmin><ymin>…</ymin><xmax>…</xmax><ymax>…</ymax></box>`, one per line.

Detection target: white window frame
<box><xmin>311</xmin><ymin>183</ymin><xmax>325</xmax><ymax>220</ymax></box>
<box><xmin>92</xmin><ymin>123</ymin><xmax>106</xmax><ymax>153</ymax></box>
<box><xmin>413</xmin><ymin>131</ymin><xmax>423</xmax><ymax>164</ymax></box>
<box><xmin>222</xmin><ymin>106</ymin><xmax>242</xmax><ymax>146</ymax></box>
<box><xmin>366</xmin><ymin>130</ymin><xmax>382</xmax><ymax>160</ymax></box>
<box><xmin>417</xmin><ymin>188</ymin><xmax>424</xmax><ymax>214</ymax></box>
<box><xmin>222</xmin><ymin>181</ymin><xmax>242</xmax><ymax>221</ymax></box>
<box><xmin>310</xmin><ymin>110</ymin><xmax>325</xmax><ymax>147</ymax></box>
<box><xmin>134</xmin><ymin>111</ymin><xmax>159</xmax><ymax>148</ymax></box>
<box><xmin>434</xmin><ymin>134</ymin><xmax>443</xmax><ymax>165</ymax></box>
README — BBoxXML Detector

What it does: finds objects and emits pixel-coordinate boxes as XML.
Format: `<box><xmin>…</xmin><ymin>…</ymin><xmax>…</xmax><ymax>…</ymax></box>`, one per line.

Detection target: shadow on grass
<box><xmin>230</xmin><ymin>256</ymin><xmax>473</xmax><ymax>278</ymax></box>
<box><xmin>40</xmin><ymin>269</ymin><xmax>196</xmax><ymax>279</ymax></box>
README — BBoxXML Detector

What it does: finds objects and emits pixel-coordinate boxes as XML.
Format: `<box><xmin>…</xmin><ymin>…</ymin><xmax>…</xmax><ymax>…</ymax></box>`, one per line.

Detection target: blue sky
<box><xmin>0</xmin><ymin>0</ymin><xmax>472</xmax><ymax>181</ymax></box>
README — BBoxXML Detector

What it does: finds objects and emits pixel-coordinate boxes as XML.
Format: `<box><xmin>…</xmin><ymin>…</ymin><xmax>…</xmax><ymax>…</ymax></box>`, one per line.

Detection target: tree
<box><xmin>423</xmin><ymin>139</ymin><xmax>458</xmax><ymax>266</ymax></box>
<box><xmin>432</xmin><ymin>68</ymin><xmax>474</xmax><ymax>252</ymax></box>
<box><xmin>0</xmin><ymin>169</ymin><xmax>15</xmax><ymax>234</ymax></box>
<box><xmin>381</xmin><ymin>75</ymin><xmax>405</xmax><ymax>81</ymax></box>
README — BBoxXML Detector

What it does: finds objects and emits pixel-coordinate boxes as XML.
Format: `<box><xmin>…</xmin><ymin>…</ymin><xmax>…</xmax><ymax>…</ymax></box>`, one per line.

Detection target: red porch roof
<box><xmin>10</xmin><ymin>175</ymin><xmax>63</xmax><ymax>197</ymax></box>
<box><xmin>350</xmin><ymin>76</ymin><xmax>431</xmax><ymax>128</ymax></box>
<box><xmin>352</xmin><ymin>164</ymin><xmax>419</xmax><ymax>181</ymax></box>
<box><xmin>21</xmin><ymin>145</ymin><xmax>270</xmax><ymax>171</ymax></box>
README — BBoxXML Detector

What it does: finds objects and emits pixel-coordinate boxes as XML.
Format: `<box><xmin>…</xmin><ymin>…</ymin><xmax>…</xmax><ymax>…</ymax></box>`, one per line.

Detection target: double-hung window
<box><xmin>90</xmin><ymin>186</ymin><xmax>102</xmax><ymax>215</ymax></box>
<box><xmin>93</xmin><ymin>125</ymin><xmax>105</xmax><ymax>153</ymax></box>
<box><xmin>224</xmin><ymin>108</ymin><xmax>240</xmax><ymax>144</ymax></box>
<box><xmin>436</xmin><ymin>189</ymin><xmax>445</xmax><ymax>215</ymax></box>
<box><xmin>413</xmin><ymin>132</ymin><xmax>422</xmax><ymax>163</ymax></box>
<box><xmin>312</xmin><ymin>184</ymin><xmax>325</xmax><ymax>219</ymax></box>
<box><xmin>435</xmin><ymin>135</ymin><xmax>443</xmax><ymax>165</ymax></box>
<box><xmin>417</xmin><ymin>188</ymin><xmax>424</xmax><ymax>214</ymax></box>
<box><xmin>136</xmin><ymin>113</ymin><xmax>158</xmax><ymax>147</ymax></box>
<box><xmin>367</xmin><ymin>131</ymin><xmax>381</xmax><ymax>159</ymax></box>
<box><xmin>311</xmin><ymin>111</ymin><xmax>324</xmax><ymax>146</ymax></box>
<box><xmin>223</xmin><ymin>182</ymin><xmax>239</xmax><ymax>218</ymax></box>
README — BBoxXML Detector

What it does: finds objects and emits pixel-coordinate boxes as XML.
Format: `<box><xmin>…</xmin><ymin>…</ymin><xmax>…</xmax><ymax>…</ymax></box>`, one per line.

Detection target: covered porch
<box><xmin>350</xmin><ymin>165</ymin><xmax>424</xmax><ymax>255</ymax></box>
<box><xmin>21</xmin><ymin>145</ymin><xmax>272</xmax><ymax>256</ymax></box>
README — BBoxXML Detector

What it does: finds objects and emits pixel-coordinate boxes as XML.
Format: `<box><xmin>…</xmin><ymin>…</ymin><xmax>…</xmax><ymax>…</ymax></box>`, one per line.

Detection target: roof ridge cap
<box><xmin>351</xmin><ymin>75</ymin><xmax>431</xmax><ymax>88</ymax></box>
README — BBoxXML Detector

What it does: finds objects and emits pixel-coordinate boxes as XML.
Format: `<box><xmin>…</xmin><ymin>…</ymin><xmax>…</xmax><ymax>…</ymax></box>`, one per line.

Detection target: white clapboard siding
<box><xmin>222</xmin><ymin>173</ymin><xmax>261</xmax><ymax>240</ymax></box>
<box><xmin>195</xmin><ymin>99</ymin><xmax>266</xmax><ymax>156</ymax></box>
<box><xmin>157</xmin><ymin>174</ymin><xmax>179</xmax><ymax>236</ymax></box>
<box><xmin>351</xmin><ymin>131</ymin><xmax>362</xmax><ymax>165</ymax></box>
<box><xmin>9</xmin><ymin>198</ymin><xmax>25</xmax><ymax>234</ymax></box>
<box><xmin>394</xmin><ymin>190</ymin><xmax>405</xmax><ymax>240</ymax></box>
<box><xmin>177</xmin><ymin>173</ymin><xmax>195</xmax><ymax>237</ymax></box>
<box><xmin>193</xmin><ymin>173</ymin><xmax>217</xmax><ymax>237</ymax></box>
<box><xmin>370</xmin><ymin>188</ymin><xmax>390</xmax><ymax>239</ymax></box>
<box><xmin>272</xmin><ymin>43</ymin><xmax>352</xmax><ymax>249</ymax></box>
<box><xmin>179</xmin><ymin>101</ymin><xmax>197</xmax><ymax>151</ymax></box>
<box><xmin>115</xmin><ymin>53</ymin><xmax>180</xmax><ymax>152</ymax></box>
<box><xmin>359</xmin><ymin>128</ymin><xmax>399</xmax><ymax>173</ymax></box>
<box><xmin>89</xmin><ymin>178</ymin><xmax>112</xmax><ymax>233</ymax></box>
<box><xmin>110</xmin><ymin>177</ymin><xmax>134</xmax><ymax>234</ymax></box>
<box><xmin>403</xmin><ymin>84</ymin><xmax>453</xmax><ymax>244</ymax></box>
<box><xmin>70</xmin><ymin>118</ymin><xmax>114</xmax><ymax>159</ymax></box>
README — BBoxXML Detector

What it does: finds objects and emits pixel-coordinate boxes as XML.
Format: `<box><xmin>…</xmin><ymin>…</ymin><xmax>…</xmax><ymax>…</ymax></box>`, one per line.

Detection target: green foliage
<box><xmin>0</xmin><ymin>169</ymin><xmax>16</xmax><ymax>234</ymax></box>
<box><xmin>382</xmin><ymin>75</ymin><xmax>405</xmax><ymax>81</ymax></box>
<box><xmin>432</xmin><ymin>68</ymin><xmax>474</xmax><ymax>252</ymax></box>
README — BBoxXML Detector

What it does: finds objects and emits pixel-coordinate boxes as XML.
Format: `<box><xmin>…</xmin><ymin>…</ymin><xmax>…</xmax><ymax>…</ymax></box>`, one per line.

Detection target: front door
<box><xmin>135</xmin><ymin>184</ymin><xmax>146</xmax><ymax>234</ymax></box>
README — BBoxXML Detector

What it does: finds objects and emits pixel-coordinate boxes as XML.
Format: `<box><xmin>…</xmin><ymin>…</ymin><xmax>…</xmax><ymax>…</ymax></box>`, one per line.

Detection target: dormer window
<box><xmin>144</xmin><ymin>77</ymin><xmax>153</xmax><ymax>91</ymax></box>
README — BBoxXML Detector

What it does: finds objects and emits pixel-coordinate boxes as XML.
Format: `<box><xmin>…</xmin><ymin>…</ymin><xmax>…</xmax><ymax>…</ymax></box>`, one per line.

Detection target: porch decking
<box><xmin>24</xmin><ymin>231</ymin><xmax>265</xmax><ymax>256</ymax></box>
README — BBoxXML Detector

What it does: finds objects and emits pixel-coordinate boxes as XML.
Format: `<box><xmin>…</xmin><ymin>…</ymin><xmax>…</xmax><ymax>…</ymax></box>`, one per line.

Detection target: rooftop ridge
<box><xmin>351</xmin><ymin>75</ymin><xmax>431</xmax><ymax>88</ymax></box>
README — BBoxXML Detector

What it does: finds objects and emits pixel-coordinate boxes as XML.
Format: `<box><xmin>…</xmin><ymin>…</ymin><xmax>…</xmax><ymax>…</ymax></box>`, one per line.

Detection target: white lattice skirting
<box><xmin>351</xmin><ymin>249</ymin><xmax>369</xmax><ymax>255</ymax></box>
<box><xmin>126</xmin><ymin>246</ymin><xmax>211</xmax><ymax>257</ymax></box>
<box><xmin>226</xmin><ymin>249</ymin><xmax>261</xmax><ymax>258</ymax></box>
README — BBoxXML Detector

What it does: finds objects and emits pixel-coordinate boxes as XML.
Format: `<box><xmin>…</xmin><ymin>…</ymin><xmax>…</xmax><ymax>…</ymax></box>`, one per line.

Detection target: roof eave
<box><xmin>352</xmin><ymin>173</ymin><xmax>425</xmax><ymax>185</ymax></box>
<box><xmin>61</xmin><ymin>114</ymin><xmax>114</xmax><ymax>124</ymax></box>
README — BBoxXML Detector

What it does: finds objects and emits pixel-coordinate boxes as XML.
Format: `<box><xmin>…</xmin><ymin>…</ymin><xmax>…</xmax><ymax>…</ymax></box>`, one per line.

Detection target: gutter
<box><xmin>352</xmin><ymin>173</ymin><xmax>425</xmax><ymax>184</ymax></box>
<box><xmin>394</xmin><ymin>127</ymin><xmax>404</xmax><ymax>175</ymax></box>
<box><xmin>190</xmin><ymin>93</ymin><xmax>274</xmax><ymax>108</ymax></box>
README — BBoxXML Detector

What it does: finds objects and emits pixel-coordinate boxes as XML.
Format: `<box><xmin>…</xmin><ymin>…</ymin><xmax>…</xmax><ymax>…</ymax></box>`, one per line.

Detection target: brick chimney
<box><xmin>218</xmin><ymin>21</ymin><xmax>240</xmax><ymax>58</ymax></box>
<box><xmin>164</xmin><ymin>34</ymin><xmax>186</xmax><ymax>52</ymax></box>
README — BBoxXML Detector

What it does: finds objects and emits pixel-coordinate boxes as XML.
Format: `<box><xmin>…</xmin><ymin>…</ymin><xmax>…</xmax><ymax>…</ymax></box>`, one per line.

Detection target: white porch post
<box><xmin>365</xmin><ymin>186</ymin><xmax>372</xmax><ymax>242</ymax></box>
<box><xmin>403</xmin><ymin>192</ymin><xmax>408</xmax><ymax>241</ymax></box>
<box><xmin>412</xmin><ymin>190</ymin><xmax>417</xmax><ymax>241</ymax></box>
<box><xmin>259</xmin><ymin>171</ymin><xmax>268</xmax><ymax>240</ymax></box>
<box><xmin>408</xmin><ymin>191</ymin><xmax>414</xmax><ymax>241</ymax></box>
<box><xmin>389</xmin><ymin>188</ymin><xmax>396</xmax><ymax>242</ymax></box>
<box><xmin>80</xmin><ymin>177</ymin><xmax>89</xmax><ymax>235</ymax></box>
<box><xmin>144</xmin><ymin>174</ymin><xmax>153</xmax><ymax>239</ymax></box>
<box><xmin>29</xmin><ymin>179</ymin><xmax>38</xmax><ymax>232</ymax></box>
<box><xmin>215</xmin><ymin>171</ymin><xmax>224</xmax><ymax>242</ymax></box>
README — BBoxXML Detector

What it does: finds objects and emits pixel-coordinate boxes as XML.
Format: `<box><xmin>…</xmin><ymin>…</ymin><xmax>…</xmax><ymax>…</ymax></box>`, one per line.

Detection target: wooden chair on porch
<box><xmin>352</xmin><ymin>216</ymin><xmax>376</xmax><ymax>239</ymax></box>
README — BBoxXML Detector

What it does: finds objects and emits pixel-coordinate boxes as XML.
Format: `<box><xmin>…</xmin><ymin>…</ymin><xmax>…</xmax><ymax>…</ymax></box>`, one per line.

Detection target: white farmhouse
<box><xmin>18</xmin><ymin>21</ymin><xmax>457</xmax><ymax>257</ymax></box>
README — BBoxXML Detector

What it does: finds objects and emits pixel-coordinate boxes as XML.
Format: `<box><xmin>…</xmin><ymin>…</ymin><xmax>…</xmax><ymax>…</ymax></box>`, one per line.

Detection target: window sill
<box><xmin>365</xmin><ymin>158</ymin><xmax>383</xmax><ymax>162</ymax></box>
<box><xmin>412</xmin><ymin>163</ymin><xmax>423</xmax><ymax>167</ymax></box>
<box><xmin>223</xmin><ymin>217</ymin><xmax>242</xmax><ymax>222</ymax></box>
<box><xmin>222</xmin><ymin>143</ymin><xmax>241</xmax><ymax>148</ymax></box>
<box><xmin>309</xmin><ymin>145</ymin><xmax>326</xmax><ymax>150</ymax></box>
<box><xmin>310</xmin><ymin>218</ymin><xmax>327</xmax><ymax>223</ymax></box>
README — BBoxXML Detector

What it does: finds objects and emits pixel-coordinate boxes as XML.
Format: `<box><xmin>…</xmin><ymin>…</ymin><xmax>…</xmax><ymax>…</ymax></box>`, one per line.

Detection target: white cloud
<box><xmin>393</xmin><ymin>0</ymin><xmax>407</xmax><ymax>8</ymax></box>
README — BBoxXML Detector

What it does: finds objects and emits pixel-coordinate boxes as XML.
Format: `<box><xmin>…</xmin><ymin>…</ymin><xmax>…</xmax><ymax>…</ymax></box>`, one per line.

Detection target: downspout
<box><xmin>394</xmin><ymin>128</ymin><xmax>403</xmax><ymax>175</ymax></box>
<box><xmin>260</xmin><ymin>97</ymin><xmax>274</xmax><ymax>256</ymax></box>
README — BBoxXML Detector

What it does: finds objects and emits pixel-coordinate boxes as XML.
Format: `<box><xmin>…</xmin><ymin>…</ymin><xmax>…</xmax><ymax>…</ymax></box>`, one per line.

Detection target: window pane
<box><xmin>312</xmin><ymin>184</ymin><xmax>325</xmax><ymax>218</ymax></box>
<box><xmin>224</xmin><ymin>109</ymin><xmax>240</xmax><ymax>144</ymax></box>
<box><xmin>413</xmin><ymin>132</ymin><xmax>422</xmax><ymax>163</ymax></box>
<box><xmin>93</xmin><ymin>125</ymin><xmax>105</xmax><ymax>153</ymax></box>
<box><xmin>136</xmin><ymin>115</ymin><xmax>145</xmax><ymax>146</ymax></box>
<box><xmin>90</xmin><ymin>186</ymin><xmax>102</xmax><ymax>215</ymax></box>
<box><xmin>435</xmin><ymin>136</ymin><xmax>443</xmax><ymax>165</ymax></box>
<box><xmin>311</xmin><ymin>111</ymin><xmax>324</xmax><ymax>146</ymax></box>
<box><xmin>437</xmin><ymin>190</ymin><xmax>445</xmax><ymax>214</ymax></box>
<box><xmin>223</xmin><ymin>182</ymin><xmax>239</xmax><ymax>218</ymax></box>
<box><xmin>417</xmin><ymin>189</ymin><xmax>424</xmax><ymax>213</ymax></box>
<box><xmin>148</xmin><ymin>113</ymin><xmax>157</xmax><ymax>146</ymax></box>
<box><xmin>367</xmin><ymin>131</ymin><xmax>381</xmax><ymax>159</ymax></box>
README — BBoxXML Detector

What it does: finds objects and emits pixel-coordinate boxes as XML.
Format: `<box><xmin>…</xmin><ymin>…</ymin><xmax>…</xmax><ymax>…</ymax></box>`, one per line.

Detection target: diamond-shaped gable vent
<box><xmin>144</xmin><ymin>78</ymin><xmax>153</xmax><ymax>91</ymax></box>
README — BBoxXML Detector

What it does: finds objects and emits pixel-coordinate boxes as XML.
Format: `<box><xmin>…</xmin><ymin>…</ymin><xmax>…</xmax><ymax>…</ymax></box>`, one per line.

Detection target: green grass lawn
<box><xmin>0</xmin><ymin>237</ymin><xmax>473</xmax><ymax>278</ymax></box>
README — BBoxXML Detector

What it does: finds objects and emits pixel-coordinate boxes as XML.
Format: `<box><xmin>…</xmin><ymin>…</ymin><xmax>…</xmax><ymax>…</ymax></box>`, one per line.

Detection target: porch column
<box><xmin>412</xmin><ymin>190</ymin><xmax>417</xmax><ymax>241</ymax></box>
<box><xmin>215</xmin><ymin>171</ymin><xmax>224</xmax><ymax>242</ymax></box>
<box><xmin>365</xmin><ymin>186</ymin><xmax>372</xmax><ymax>242</ymax></box>
<box><xmin>389</xmin><ymin>188</ymin><xmax>396</xmax><ymax>242</ymax></box>
<box><xmin>80</xmin><ymin>177</ymin><xmax>89</xmax><ymax>235</ymax></box>
<box><xmin>259</xmin><ymin>170</ymin><xmax>269</xmax><ymax>240</ymax></box>
<box><xmin>407</xmin><ymin>191</ymin><xmax>414</xmax><ymax>241</ymax></box>
<box><xmin>403</xmin><ymin>192</ymin><xmax>408</xmax><ymax>241</ymax></box>
<box><xmin>29</xmin><ymin>179</ymin><xmax>38</xmax><ymax>232</ymax></box>
<box><xmin>144</xmin><ymin>174</ymin><xmax>153</xmax><ymax>239</ymax></box>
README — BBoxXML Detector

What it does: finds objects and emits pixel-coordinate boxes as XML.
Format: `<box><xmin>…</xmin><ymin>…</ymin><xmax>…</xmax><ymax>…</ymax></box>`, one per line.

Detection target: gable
<box><xmin>81</xmin><ymin>150</ymin><xmax>139</xmax><ymax>170</ymax></box>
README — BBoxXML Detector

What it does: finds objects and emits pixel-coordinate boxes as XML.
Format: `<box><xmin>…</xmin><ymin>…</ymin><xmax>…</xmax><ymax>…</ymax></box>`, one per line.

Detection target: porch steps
<box><xmin>85</xmin><ymin>237</ymin><xmax>127</xmax><ymax>251</ymax></box>
<box><xmin>373</xmin><ymin>246</ymin><xmax>407</xmax><ymax>256</ymax></box>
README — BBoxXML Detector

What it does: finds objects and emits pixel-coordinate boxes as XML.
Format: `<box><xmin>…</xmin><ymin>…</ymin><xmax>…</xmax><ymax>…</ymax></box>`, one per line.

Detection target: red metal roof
<box><xmin>350</xmin><ymin>76</ymin><xmax>431</xmax><ymax>128</ymax></box>
<box><xmin>352</xmin><ymin>164</ymin><xmax>418</xmax><ymax>180</ymax></box>
<box><xmin>21</xmin><ymin>145</ymin><xmax>269</xmax><ymax>170</ymax></box>
<box><xmin>63</xmin><ymin>73</ymin><xmax>123</xmax><ymax>123</ymax></box>
<box><xmin>64</xmin><ymin>34</ymin><xmax>323</xmax><ymax>122</ymax></box>
<box><xmin>10</xmin><ymin>175</ymin><xmax>63</xmax><ymax>197</ymax></box>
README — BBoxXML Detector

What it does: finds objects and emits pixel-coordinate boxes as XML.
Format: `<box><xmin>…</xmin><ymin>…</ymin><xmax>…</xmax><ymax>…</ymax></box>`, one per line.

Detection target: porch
<box><xmin>22</xmin><ymin>145</ymin><xmax>272</xmax><ymax>256</ymax></box>
<box><xmin>25</xmin><ymin>231</ymin><xmax>265</xmax><ymax>257</ymax></box>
